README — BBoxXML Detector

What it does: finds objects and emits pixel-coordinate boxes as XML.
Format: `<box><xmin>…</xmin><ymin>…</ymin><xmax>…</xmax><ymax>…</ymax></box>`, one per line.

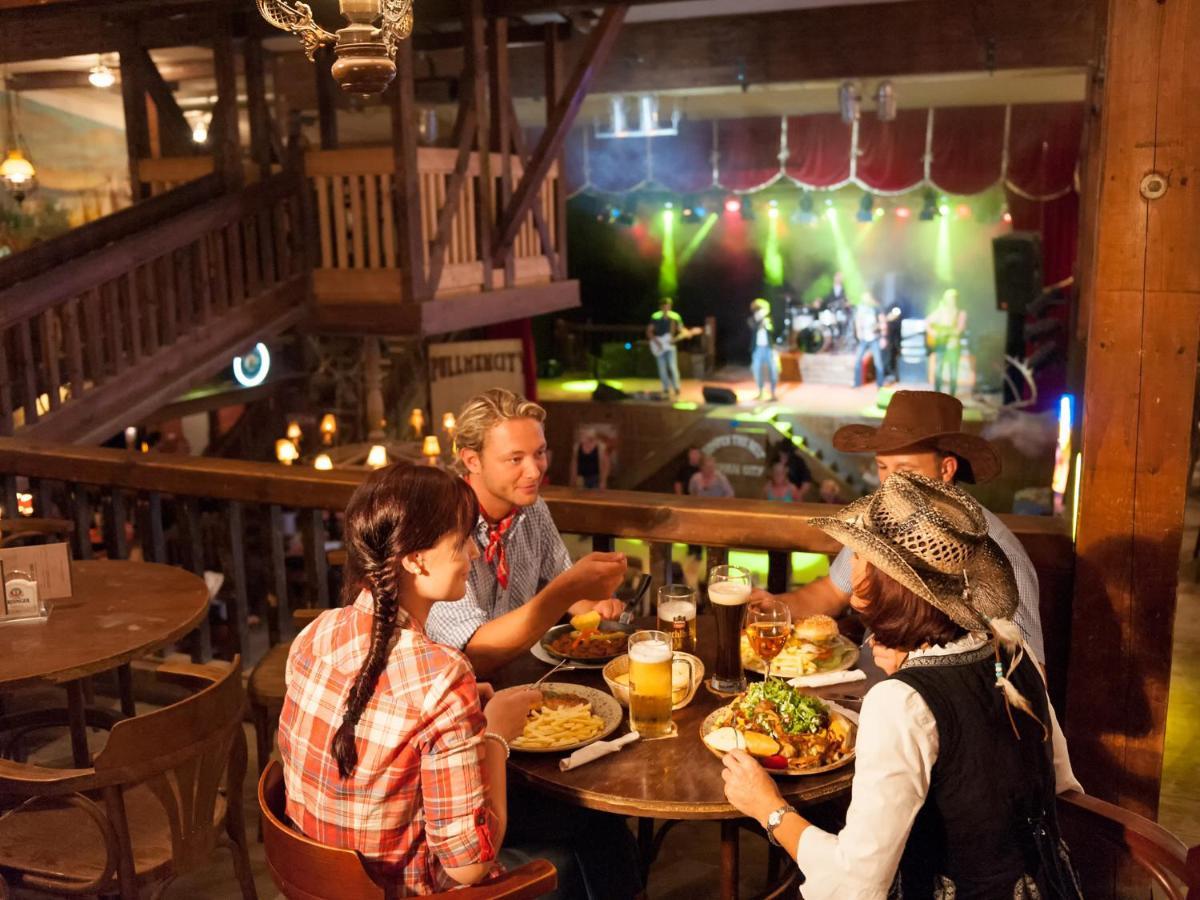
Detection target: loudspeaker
<box><xmin>592</xmin><ymin>382</ymin><xmax>629</xmax><ymax>402</ymax></box>
<box><xmin>702</xmin><ymin>385</ymin><xmax>738</xmax><ymax>405</ymax></box>
<box><xmin>992</xmin><ymin>232</ymin><xmax>1043</xmax><ymax>316</ymax></box>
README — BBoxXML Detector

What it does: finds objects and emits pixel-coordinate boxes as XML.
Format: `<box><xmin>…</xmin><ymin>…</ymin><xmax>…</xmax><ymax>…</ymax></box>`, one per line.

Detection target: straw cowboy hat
<box><xmin>831</xmin><ymin>391</ymin><xmax>1000</xmax><ymax>484</ymax></box>
<box><xmin>809</xmin><ymin>472</ymin><xmax>1017</xmax><ymax>631</ymax></box>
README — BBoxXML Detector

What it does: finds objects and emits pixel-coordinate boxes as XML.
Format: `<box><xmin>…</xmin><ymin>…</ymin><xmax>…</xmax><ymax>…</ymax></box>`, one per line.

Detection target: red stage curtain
<box><xmin>650</xmin><ymin>118</ymin><xmax>716</xmax><ymax>195</ymax></box>
<box><xmin>929</xmin><ymin>106</ymin><xmax>1007</xmax><ymax>195</ymax></box>
<box><xmin>856</xmin><ymin>109</ymin><xmax>929</xmax><ymax>193</ymax></box>
<box><xmin>587</xmin><ymin>131</ymin><xmax>651</xmax><ymax>193</ymax></box>
<box><xmin>784</xmin><ymin>114</ymin><xmax>852</xmax><ymax>187</ymax></box>
<box><xmin>1006</xmin><ymin>103</ymin><xmax>1084</xmax><ymax>198</ymax></box>
<box><xmin>716</xmin><ymin>117</ymin><xmax>784</xmax><ymax>191</ymax></box>
<box><xmin>1006</xmin><ymin>189</ymin><xmax>1079</xmax><ymax>287</ymax></box>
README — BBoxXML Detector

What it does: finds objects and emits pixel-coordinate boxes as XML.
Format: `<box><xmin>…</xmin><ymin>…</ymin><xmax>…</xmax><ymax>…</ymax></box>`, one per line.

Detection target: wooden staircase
<box><xmin>0</xmin><ymin>171</ymin><xmax>310</xmax><ymax>444</ymax></box>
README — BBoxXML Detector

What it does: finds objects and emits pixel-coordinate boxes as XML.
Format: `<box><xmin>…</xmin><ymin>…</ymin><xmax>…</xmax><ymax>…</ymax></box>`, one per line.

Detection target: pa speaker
<box><xmin>992</xmin><ymin>232</ymin><xmax>1043</xmax><ymax>316</ymax></box>
<box><xmin>702</xmin><ymin>385</ymin><xmax>738</xmax><ymax>405</ymax></box>
<box><xmin>592</xmin><ymin>382</ymin><xmax>629</xmax><ymax>402</ymax></box>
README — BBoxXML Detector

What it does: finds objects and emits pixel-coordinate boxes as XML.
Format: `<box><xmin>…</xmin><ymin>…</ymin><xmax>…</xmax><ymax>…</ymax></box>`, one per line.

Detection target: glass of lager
<box><xmin>627</xmin><ymin>630</ymin><xmax>685</xmax><ymax>738</ymax></box>
<box><xmin>708</xmin><ymin>564</ymin><xmax>751</xmax><ymax>695</ymax></box>
<box><xmin>657</xmin><ymin>584</ymin><xmax>697</xmax><ymax>654</ymax></box>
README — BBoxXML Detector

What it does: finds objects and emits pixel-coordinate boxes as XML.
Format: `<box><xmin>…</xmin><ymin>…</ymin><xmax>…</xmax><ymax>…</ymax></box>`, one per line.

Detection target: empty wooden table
<box><xmin>0</xmin><ymin>559</ymin><xmax>209</xmax><ymax>766</ymax></box>
<box><xmin>496</xmin><ymin>617</ymin><xmax>860</xmax><ymax>899</ymax></box>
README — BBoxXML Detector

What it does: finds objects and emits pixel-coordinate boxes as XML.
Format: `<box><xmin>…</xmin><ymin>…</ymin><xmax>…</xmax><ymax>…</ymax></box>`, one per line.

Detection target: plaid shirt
<box><xmin>828</xmin><ymin>506</ymin><xmax>1046</xmax><ymax>663</ymax></box>
<box><xmin>425</xmin><ymin>497</ymin><xmax>573</xmax><ymax>650</ymax></box>
<box><xmin>278</xmin><ymin>591</ymin><xmax>494</xmax><ymax>895</ymax></box>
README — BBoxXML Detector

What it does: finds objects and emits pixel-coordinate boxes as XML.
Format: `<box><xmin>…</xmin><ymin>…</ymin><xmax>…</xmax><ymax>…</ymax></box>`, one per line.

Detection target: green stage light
<box><xmin>826</xmin><ymin>202</ymin><xmax>864</xmax><ymax>299</ymax></box>
<box><xmin>935</xmin><ymin>207</ymin><xmax>954</xmax><ymax>282</ymax></box>
<box><xmin>659</xmin><ymin>204</ymin><xmax>678</xmax><ymax>296</ymax></box>
<box><xmin>764</xmin><ymin>212</ymin><xmax>784</xmax><ymax>285</ymax></box>
<box><xmin>561</xmin><ymin>379</ymin><xmax>627</xmax><ymax>394</ymax></box>
<box><xmin>679</xmin><ymin>212</ymin><xmax>718</xmax><ymax>267</ymax></box>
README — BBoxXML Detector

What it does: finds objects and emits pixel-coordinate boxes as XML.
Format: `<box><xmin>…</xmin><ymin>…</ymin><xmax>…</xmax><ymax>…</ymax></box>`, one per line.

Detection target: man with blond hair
<box><xmin>425</xmin><ymin>388</ymin><xmax>628</xmax><ymax>675</ymax></box>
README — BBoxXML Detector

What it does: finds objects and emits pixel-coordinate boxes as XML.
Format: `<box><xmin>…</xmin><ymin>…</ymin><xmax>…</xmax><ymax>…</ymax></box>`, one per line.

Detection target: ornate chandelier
<box><xmin>256</xmin><ymin>0</ymin><xmax>414</xmax><ymax>94</ymax></box>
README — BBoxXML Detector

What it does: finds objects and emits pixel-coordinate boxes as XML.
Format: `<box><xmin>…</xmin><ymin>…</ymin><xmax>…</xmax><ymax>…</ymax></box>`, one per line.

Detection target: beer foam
<box><xmin>659</xmin><ymin>600</ymin><xmax>696</xmax><ymax>620</ymax></box>
<box><xmin>708</xmin><ymin>581</ymin><xmax>751</xmax><ymax>606</ymax></box>
<box><xmin>629</xmin><ymin>638</ymin><xmax>673</xmax><ymax>664</ymax></box>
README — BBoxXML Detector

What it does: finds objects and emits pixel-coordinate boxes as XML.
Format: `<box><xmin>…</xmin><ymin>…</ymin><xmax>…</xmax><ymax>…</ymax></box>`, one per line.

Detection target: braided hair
<box><xmin>331</xmin><ymin>463</ymin><xmax>478</xmax><ymax>778</ymax></box>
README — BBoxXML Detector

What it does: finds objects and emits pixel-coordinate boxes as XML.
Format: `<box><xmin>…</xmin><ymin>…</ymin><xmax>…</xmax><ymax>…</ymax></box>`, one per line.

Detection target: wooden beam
<box><xmin>390</xmin><ymin>37</ymin><xmax>427</xmax><ymax>304</ymax></box>
<box><xmin>314</xmin><ymin>46</ymin><xmax>339</xmax><ymax>150</ymax></box>
<box><xmin>244</xmin><ymin>36</ymin><xmax>274</xmax><ymax>177</ymax></box>
<box><xmin>464</xmin><ymin>0</ymin><xmax>494</xmax><ymax>291</ymax></box>
<box><xmin>1066</xmin><ymin>0</ymin><xmax>1200</xmax><ymax>818</ymax></box>
<box><xmin>426</xmin><ymin>95</ymin><xmax>478</xmax><ymax>295</ymax></box>
<box><xmin>495</xmin><ymin>4</ymin><xmax>626</xmax><ymax>255</ymax></box>
<box><xmin>545</xmin><ymin>21</ymin><xmax>567</xmax><ymax>278</ymax></box>
<box><xmin>117</xmin><ymin>44</ymin><xmax>153</xmax><ymax>203</ymax></box>
<box><xmin>133</xmin><ymin>47</ymin><xmax>195</xmax><ymax>158</ymax></box>
<box><xmin>488</xmin><ymin>16</ymin><xmax>515</xmax><ymax>287</ymax></box>
<box><xmin>506</xmin><ymin>95</ymin><xmax>558</xmax><ymax>277</ymax></box>
<box><xmin>419</xmin><ymin>278</ymin><xmax>580</xmax><ymax>334</ymax></box>
<box><xmin>211</xmin><ymin>14</ymin><xmax>242</xmax><ymax>189</ymax></box>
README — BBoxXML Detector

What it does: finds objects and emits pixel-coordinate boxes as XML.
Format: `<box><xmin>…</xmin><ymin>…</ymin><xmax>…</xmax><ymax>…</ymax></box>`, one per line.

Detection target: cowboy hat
<box><xmin>831</xmin><ymin>391</ymin><xmax>1000</xmax><ymax>484</ymax></box>
<box><xmin>809</xmin><ymin>472</ymin><xmax>1017</xmax><ymax>631</ymax></box>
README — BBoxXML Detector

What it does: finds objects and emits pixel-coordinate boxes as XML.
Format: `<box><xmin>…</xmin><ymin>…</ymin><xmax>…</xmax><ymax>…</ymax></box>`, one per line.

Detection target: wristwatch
<box><xmin>765</xmin><ymin>804</ymin><xmax>798</xmax><ymax>846</ymax></box>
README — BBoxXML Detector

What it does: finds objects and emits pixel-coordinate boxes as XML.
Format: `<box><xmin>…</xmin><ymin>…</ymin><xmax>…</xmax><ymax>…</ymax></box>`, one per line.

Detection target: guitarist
<box><xmin>646</xmin><ymin>297</ymin><xmax>697</xmax><ymax>399</ymax></box>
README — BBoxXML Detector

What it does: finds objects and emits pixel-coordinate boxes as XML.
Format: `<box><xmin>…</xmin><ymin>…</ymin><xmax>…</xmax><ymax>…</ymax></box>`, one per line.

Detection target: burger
<box><xmin>793</xmin><ymin>614</ymin><xmax>840</xmax><ymax>645</ymax></box>
<box><xmin>741</xmin><ymin>613</ymin><xmax>854</xmax><ymax>677</ymax></box>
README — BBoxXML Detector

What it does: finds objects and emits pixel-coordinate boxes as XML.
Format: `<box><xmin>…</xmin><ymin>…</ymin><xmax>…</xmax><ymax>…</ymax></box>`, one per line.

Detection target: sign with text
<box><xmin>0</xmin><ymin>541</ymin><xmax>72</xmax><ymax>601</ymax></box>
<box><xmin>429</xmin><ymin>340</ymin><xmax>526</xmax><ymax>439</ymax></box>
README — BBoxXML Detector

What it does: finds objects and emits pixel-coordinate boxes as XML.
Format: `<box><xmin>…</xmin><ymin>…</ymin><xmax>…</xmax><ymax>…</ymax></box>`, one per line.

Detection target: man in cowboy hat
<box><xmin>765</xmin><ymin>390</ymin><xmax>1045</xmax><ymax>661</ymax></box>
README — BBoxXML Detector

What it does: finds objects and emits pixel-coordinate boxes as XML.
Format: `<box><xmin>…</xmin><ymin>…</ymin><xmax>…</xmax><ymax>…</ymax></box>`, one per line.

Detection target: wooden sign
<box><xmin>429</xmin><ymin>339</ymin><xmax>526</xmax><ymax>433</ymax></box>
<box><xmin>0</xmin><ymin>542</ymin><xmax>73</xmax><ymax>601</ymax></box>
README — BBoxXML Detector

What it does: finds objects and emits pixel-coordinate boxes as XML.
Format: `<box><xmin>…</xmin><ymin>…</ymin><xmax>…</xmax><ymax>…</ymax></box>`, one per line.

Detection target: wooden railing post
<box><xmin>390</xmin><ymin>38</ymin><xmax>428</xmax><ymax>305</ymax></box>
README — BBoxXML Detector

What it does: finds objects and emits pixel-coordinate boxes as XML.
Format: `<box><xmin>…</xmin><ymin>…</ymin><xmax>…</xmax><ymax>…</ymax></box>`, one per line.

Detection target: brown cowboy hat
<box><xmin>809</xmin><ymin>472</ymin><xmax>1017</xmax><ymax>631</ymax></box>
<box><xmin>832</xmin><ymin>391</ymin><xmax>1000</xmax><ymax>484</ymax></box>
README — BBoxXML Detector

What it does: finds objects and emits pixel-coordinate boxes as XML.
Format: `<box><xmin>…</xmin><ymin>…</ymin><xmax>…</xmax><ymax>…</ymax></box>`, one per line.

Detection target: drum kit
<box><xmin>787</xmin><ymin>301</ymin><xmax>852</xmax><ymax>353</ymax></box>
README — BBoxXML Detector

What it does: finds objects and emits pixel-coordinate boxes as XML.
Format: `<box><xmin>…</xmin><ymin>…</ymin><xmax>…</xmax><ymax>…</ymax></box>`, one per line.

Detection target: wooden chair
<box><xmin>0</xmin><ymin>517</ymin><xmax>73</xmax><ymax>548</ymax></box>
<box><xmin>1058</xmin><ymin>790</ymin><xmax>1200</xmax><ymax>899</ymax></box>
<box><xmin>0</xmin><ymin>659</ymin><xmax>256</xmax><ymax>900</ymax></box>
<box><xmin>259</xmin><ymin>760</ymin><xmax>557</xmax><ymax>900</ymax></box>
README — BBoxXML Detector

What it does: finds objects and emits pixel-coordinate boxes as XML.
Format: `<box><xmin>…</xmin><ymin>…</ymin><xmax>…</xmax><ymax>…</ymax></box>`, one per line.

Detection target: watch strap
<box><xmin>765</xmin><ymin>804</ymin><xmax>797</xmax><ymax>846</ymax></box>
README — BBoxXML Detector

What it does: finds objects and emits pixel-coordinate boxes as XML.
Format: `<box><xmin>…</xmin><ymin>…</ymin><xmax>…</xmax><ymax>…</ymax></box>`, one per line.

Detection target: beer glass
<box><xmin>708</xmin><ymin>564</ymin><xmax>751</xmax><ymax>694</ymax></box>
<box><xmin>628</xmin><ymin>630</ymin><xmax>684</xmax><ymax>738</ymax></box>
<box><xmin>656</xmin><ymin>584</ymin><xmax>697</xmax><ymax>654</ymax></box>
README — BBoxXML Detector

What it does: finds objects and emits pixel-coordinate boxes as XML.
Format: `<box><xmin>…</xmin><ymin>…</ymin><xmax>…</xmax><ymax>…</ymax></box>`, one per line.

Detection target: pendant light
<box><xmin>0</xmin><ymin>76</ymin><xmax>36</xmax><ymax>204</ymax></box>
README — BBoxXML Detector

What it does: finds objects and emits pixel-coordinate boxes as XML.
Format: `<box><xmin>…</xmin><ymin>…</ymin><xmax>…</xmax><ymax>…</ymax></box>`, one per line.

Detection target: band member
<box><xmin>748</xmin><ymin>298</ymin><xmax>779</xmax><ymax>401</ymax></box>
<box><xmin>852</xmin><ymin>291</ymin><xmax>888</xmax><ymax>388</ymax></box>
<box><xmin>647</xmin><ymin>297</ymin><xmax>685</xmax><ymax>398</ymax></box>
<box><xmin>927</xmin><ymin>288</ymin><xmax>968</xmax><ymax>395</ymax></box>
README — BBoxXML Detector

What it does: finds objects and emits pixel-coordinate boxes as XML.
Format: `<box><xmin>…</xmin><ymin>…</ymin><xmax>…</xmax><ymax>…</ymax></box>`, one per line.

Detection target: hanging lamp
<box><xmin>0</xmin><ymin>78</ymin><xmax>36</xmax><ymax>203</ymax></box>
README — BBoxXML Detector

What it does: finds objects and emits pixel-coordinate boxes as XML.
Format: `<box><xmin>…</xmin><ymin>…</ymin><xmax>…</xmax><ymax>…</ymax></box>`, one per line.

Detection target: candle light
<box><xmin>275</xmin><ymin>439</ymin><xmax>299</xmax><ymax>465</ymax></box>
<box><xmin>314</xmin><ymin>453</ymin><xmax>333</xmax><ymax>471</ymax></box>
<box><xmin>366</xmin><ymin>444</ymin><xmax>388</xmax><ymax>469</ymax></box>
<box><xmin>319</xmin><ymin>413</ymin><xmax>337</xmax><ymax>445</ymax></box>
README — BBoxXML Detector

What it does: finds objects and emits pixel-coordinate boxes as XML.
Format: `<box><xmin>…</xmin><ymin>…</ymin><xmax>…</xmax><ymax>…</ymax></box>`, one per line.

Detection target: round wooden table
<box><xmin>0</xmin><ymin>560</ymin><xmax>209</xmax><ymax>765</ymax></box>
<box><xmin>495</xmin><ymin>617</ymin><xmax>862</xmax><ymax>899</ymax></box>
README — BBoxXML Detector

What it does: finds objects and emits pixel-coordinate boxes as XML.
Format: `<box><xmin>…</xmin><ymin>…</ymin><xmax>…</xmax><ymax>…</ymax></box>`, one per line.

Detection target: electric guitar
<box><xmin>648</xmin><ymin>326</ymin><xmax>704</xmax><ymax>358</ymax></box>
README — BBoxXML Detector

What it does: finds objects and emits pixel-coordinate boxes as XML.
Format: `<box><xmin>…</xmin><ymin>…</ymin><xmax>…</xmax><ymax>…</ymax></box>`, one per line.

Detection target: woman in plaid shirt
<box><xmin>278</xmin><ymin>463</ymin><xmax>540</xmax><ymax>894</ymax></box>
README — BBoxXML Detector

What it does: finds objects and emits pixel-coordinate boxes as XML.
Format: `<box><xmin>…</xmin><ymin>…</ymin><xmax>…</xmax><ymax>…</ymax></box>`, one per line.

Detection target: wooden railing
<box><xmin>0</xmin><ymin>172</ymin><xmax>310</xmax><ymax>444</ymax></box>
<box><xmin>138</xmin><ymin>148</ymin><xmax>560</xmax><ymax>300</ymax></box>
<box><xmin>0</xmin><ymin>439</ymin><xmax>1075</xmax><ymax>708</ymax></box>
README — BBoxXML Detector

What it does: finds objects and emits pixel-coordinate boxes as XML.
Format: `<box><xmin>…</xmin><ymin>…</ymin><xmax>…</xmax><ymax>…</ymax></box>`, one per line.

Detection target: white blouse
<box><xmin>794</xmin><ymin>634</ymin><xmax>1083</xmax><ymax>900</ymax></box>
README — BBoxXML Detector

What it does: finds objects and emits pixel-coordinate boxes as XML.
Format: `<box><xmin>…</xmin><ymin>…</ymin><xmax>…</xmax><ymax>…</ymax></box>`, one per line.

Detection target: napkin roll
<box><xmin>788</xmin><ymin>669</ymin><xmax>868</xmax><ymax>689</ymax></box>
<box><xmin>559</xmin><ymin>731</ymin><xmax>639</xmax><ymax>771</ymax></box>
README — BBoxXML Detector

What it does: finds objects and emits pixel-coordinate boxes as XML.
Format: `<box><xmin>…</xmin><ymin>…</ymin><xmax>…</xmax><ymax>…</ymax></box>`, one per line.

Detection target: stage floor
<box><xmin>538</xmin><ymin>368</ymin><xmax>998</xmax><ymax>423</ymax></box>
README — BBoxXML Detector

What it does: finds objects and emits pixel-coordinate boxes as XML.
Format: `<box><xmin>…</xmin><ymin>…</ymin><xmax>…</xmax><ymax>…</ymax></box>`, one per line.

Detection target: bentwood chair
<box><xmin>259</xmin><ymin>760</ymin><xmax>558</xmax><ymax>900</ymax></box>
<box><xmin>1058</xmin><ymin>790</ymin><xmax>1200</xmax><ymax>899</ymax></box>
<box><xmin>0</xmin><ymin>659</ymin><xmax>256</xmax><ymax>900</ymax></box>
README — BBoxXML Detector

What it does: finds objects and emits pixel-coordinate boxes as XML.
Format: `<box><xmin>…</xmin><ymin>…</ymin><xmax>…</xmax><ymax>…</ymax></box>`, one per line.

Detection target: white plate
<box><xmin>504</xmin><ymin>682</ymin><xmax>623</xmax><ymax>753</ymax></box>
<box><xmin>530</xmin><ymin>639</ymin><xmax>607</xmax><ymax>669</ymax></box>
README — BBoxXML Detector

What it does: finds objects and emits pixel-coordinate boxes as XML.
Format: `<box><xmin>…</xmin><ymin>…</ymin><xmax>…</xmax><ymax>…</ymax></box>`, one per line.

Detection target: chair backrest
<box><xmin>1057</xmin><ymin>790</ymin><xmax>1200</xmax><ymax>899</ymax></box>
<box><xmin>259</xmin><ymin>761</ymin><xmax>558</xmax><ymax>900</ymax></box>
<box><xmin>0</xmin><ymin>517</ymin><xmax>73</xmax><ymax>548</ymax></box>
<box><xmin>259</xmin><ymin>759</ymin><xmax>388</xmax><ymax>900</ymax></box>
<box><xmin>93</xmin><ymin>657</ymin><xmax>248</xmax><ymax>877</ymax></box>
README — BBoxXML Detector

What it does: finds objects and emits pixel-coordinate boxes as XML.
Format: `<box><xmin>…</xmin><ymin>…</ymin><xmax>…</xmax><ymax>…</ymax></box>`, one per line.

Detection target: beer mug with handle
<box><xmin>627</xmin><ymin>630</ymin><xmax>694</xmax><ymax>738</ymax></box>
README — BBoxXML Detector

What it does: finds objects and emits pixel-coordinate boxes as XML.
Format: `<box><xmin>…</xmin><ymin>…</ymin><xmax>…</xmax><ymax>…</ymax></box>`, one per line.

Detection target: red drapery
<box><xmin>855</xmin><ymin>108</ymin><xmax>929</xmax><ymax>193</ymax></box>
<box><xmin>784</xmin><ymin>113</ymin><xmax>851</xmax><ymax>187</ymax></box>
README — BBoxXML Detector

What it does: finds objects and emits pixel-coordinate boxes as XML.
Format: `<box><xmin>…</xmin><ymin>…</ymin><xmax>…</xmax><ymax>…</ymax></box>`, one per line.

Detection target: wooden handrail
<box><xmin>0</xmin><ymin>174</ymin><xmax>224</xmax><ymax>290</ymax></box>
<box><xmin>0</xmin><ymin>438</ymin><xmax>1066</xmax><ymax>554</ymax></box>
<box><xmin>0</xmin><ymin>172</ymin><xmax>302</xmax><ymax>331</ymax></box>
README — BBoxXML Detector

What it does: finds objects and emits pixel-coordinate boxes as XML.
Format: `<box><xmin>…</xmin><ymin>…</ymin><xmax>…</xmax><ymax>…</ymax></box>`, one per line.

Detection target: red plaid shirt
<box><xmin>278</xmin><ymin>591</ymin><xmax>495</xmax><ymax>895</ymax></box>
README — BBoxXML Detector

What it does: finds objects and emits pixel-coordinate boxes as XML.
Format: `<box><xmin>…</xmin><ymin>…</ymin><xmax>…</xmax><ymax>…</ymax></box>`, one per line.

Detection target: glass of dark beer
<box><xmin>708</xmin><ymin>564</ymin><xmax>751</xmax><ymax>695</ymax></box>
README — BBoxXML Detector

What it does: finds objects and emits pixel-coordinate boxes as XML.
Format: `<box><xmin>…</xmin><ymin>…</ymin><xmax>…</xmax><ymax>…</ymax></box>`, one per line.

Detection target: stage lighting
<box><xmin>740</xmin><ymin>200</ymin><xmax>756</xmax><ymax>221</ymax></box>
<box><xmin>919</xmin><ymin>189</ymin><xmax>938</xmax><ymax>221</ymax></box>
<box><xmin>956</xmin><ymin>204</ymin><xmax>971</xmax><ymax>219</ymax></box>
<box><xmin>792</xmin><ymin>192</ymin><xmax>817</xmax><ymax>225</ymax></box>
<box><xmin>896</xmin><ymin>206</ymin><xmax>912</xmax><ymax>219</ymax></box>
<box><xmin>724</xmin><ymin>197</ymin><xmax>741</xmax><ymax>214</ymax></box>
<box><xmin>875</xmin><ymin>80</ymin><xmax>896</xmax><ymax>122</ymax></box>
<box><xmin>856</xmin><ymin>193</ymin><xmax>874</xmax><ymax>222</ymax></box>
<box><xmin>664</xmin><ymin>201</ymin><xmax>674</xmax><ymax>210</ymax></box>
<box><xmin>767</xmin><ymin>199</ymin><xmax>779</xmax><ymax>219</ymax></box>
<box><xmin>838</xmin><ymin>81</ymin><xmax>861</xmax><ymax>124</ymax></box>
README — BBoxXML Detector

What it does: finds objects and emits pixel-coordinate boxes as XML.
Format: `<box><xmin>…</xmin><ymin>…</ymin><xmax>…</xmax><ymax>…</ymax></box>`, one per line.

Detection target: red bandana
<box><xmin>483</xmin><ymin>508</ymin><xmax>518</xmax><ymax>589</ymax></box>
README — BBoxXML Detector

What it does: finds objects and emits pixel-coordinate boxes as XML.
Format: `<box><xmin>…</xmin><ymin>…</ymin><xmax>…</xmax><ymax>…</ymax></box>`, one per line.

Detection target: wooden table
<box><xmin>0</xmin><ymin>559</ymin><xmax>209</xmax><ymax>766</ymax></box>
<box><xmin>495</xmin><ymin>617</ymin><xmax>862</xmax><ymax>899</ymax></box>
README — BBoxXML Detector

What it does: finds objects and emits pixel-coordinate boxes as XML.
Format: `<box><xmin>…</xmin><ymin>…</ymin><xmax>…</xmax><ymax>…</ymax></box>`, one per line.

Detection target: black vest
<box><xmin>890</xmin><ymin>645</ymin><xmax>1070</xmax><ymax>900</ymax></box>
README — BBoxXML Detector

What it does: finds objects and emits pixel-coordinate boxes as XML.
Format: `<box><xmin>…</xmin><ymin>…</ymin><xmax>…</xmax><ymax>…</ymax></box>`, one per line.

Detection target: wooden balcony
<box><xmin>138</xmin><ymin>148</ymin><xmax>577</xmax><ymax>334</ymax></box>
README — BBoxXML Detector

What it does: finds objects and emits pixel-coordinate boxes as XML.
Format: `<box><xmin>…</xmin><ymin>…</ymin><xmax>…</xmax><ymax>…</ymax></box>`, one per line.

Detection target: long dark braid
<box><xmin>330</xmin><ymin>463</ymin><xmax>477</xmax><ymax>779</ymax></box>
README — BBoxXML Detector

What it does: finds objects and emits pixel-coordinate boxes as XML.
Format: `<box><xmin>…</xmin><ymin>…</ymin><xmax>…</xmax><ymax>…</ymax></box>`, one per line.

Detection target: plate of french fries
<box><xmin>506</xmin><ymin>682</ymin><xmax>623</xmax><ymax>753</ymax></box>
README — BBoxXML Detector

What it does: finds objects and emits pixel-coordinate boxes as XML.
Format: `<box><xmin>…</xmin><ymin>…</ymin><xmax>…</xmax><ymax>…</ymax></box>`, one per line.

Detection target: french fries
<box><xmin>511</xmin><ymin>698</ymin><xmax>606</xmax><ymax>750</ymax></box>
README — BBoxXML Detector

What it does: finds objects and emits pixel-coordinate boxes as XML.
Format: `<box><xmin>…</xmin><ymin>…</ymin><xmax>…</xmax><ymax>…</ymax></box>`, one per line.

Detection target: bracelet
<box><xmin>483</xmin><ymin>731</ymin><xmax>510</xmax><ymax>759</ymax></box>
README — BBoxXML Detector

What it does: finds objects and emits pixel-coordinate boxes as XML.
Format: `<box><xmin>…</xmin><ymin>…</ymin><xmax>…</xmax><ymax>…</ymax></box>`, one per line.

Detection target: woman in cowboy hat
<box><xmin>723</xmin><ymin>473</ymin><xmax>1081</xmax><ymax>899</ymax></box>
<box><xmin>758</xmin><ymin>390</ymin><xmax>1046</xmax><ymax>665</ymax></box>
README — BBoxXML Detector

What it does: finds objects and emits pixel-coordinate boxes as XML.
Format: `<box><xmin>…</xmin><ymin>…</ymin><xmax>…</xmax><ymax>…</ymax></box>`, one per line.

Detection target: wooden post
<box><xmin>314</xmin><ymin>46</ymin><xmax>339</xmax><ymax>150</ymax></box>
<box><xmin>211</xmin><ymin>16</ymin><xmax>242</xmax><ymax>190</ymax></box>
<box><xmin>464</xmin><ymin>0</ymin><xmax>493</xmax><ymax>291</ymax></box>
<box><xmin>488</xmin><ymin>17</ymin><xmax>515</xmax><ymax>287</ymax></box>
<box><xmin>117</xmin><ymin>45</ymin><xmax>152</xmax><ymax>203</ymax></box>
<box><xmin>244</xmin><ymin>36</ymin><xmax>274</xmax><ymax>179</ymax></box>
<box><xmin>544</xmin><ymin>22</ymin><xmax>567</xmax><ymax>279</ymax></box>
<box><xmin>389</xmin><ymin>36</ymin><xmax>427</xmax><ymax>305</ymax></box>
<box><xmin>1066</xmin><ymin>0</ymin><xmax>1200</xmax><ymax>818</ymax></box>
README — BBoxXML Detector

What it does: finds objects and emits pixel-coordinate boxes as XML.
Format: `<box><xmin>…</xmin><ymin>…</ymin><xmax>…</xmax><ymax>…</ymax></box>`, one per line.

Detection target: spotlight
<box><xmin>838</xmin><ymin>81</ymin><xmax>861</xmax><ymax>125</ymax></box>
<box><xmin>956</xmin><ymin>204</ymin><xmax>971</xmax><ymax>219</ymax></box>
<box><xmin>896</xmin><ymin>206</ymin><xmax>912</xmax><ymax>220</ymax></box>
<box><xmin>792</xmin><ymin>192</ymin><xmax>817</xmax><ymax>225</ymax></box>
<box><xmin>824</xmin><ymin>206</ymin><xmax>837</xmax><ymax>222</ymax></box>
<box><xmin>724</xmin><ymin>197</ymin><xmax>741</xmax><ymax>214</ymax></box>
<box><xmin>856</xmin><ymin>192</ymin><xmax>874</xmax><ymax>223</ymax></box>
<box><xmin>740</xmin><ymin>199</ymin><xmax>756</xmax><ymax>221</ymax></box>
<box><xmin>875</xmin><ymin>80</ymin><xmax>896</xmax><ymax>122</ymax></box>
<box><xmin>88</xmin><ymin>58</ymin><xmax>115</xmax><ymax>89</ymax></box>
<box><xmin>767</xmin><ymin>199</ymin><xmax>779</xmax><ymax>219</ymax></box>
<box><xmin>1002</xmin><ymin>211</ymin><xmax>1013</xmax><ymax>224</ymax></box>
<box><xmin>919</xmin><ymin>189</ymin><xmax>938</xmax><ymax>221</ymax></box>
<box><xmin>664</xmin><ymin>201</ymin><xmax>674</xmax><ymax>210</ymax></box>
<box><xmin>938</xmin><ymin>202</ymin><xmax>951</xmax><ymax>216</ymax></box>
